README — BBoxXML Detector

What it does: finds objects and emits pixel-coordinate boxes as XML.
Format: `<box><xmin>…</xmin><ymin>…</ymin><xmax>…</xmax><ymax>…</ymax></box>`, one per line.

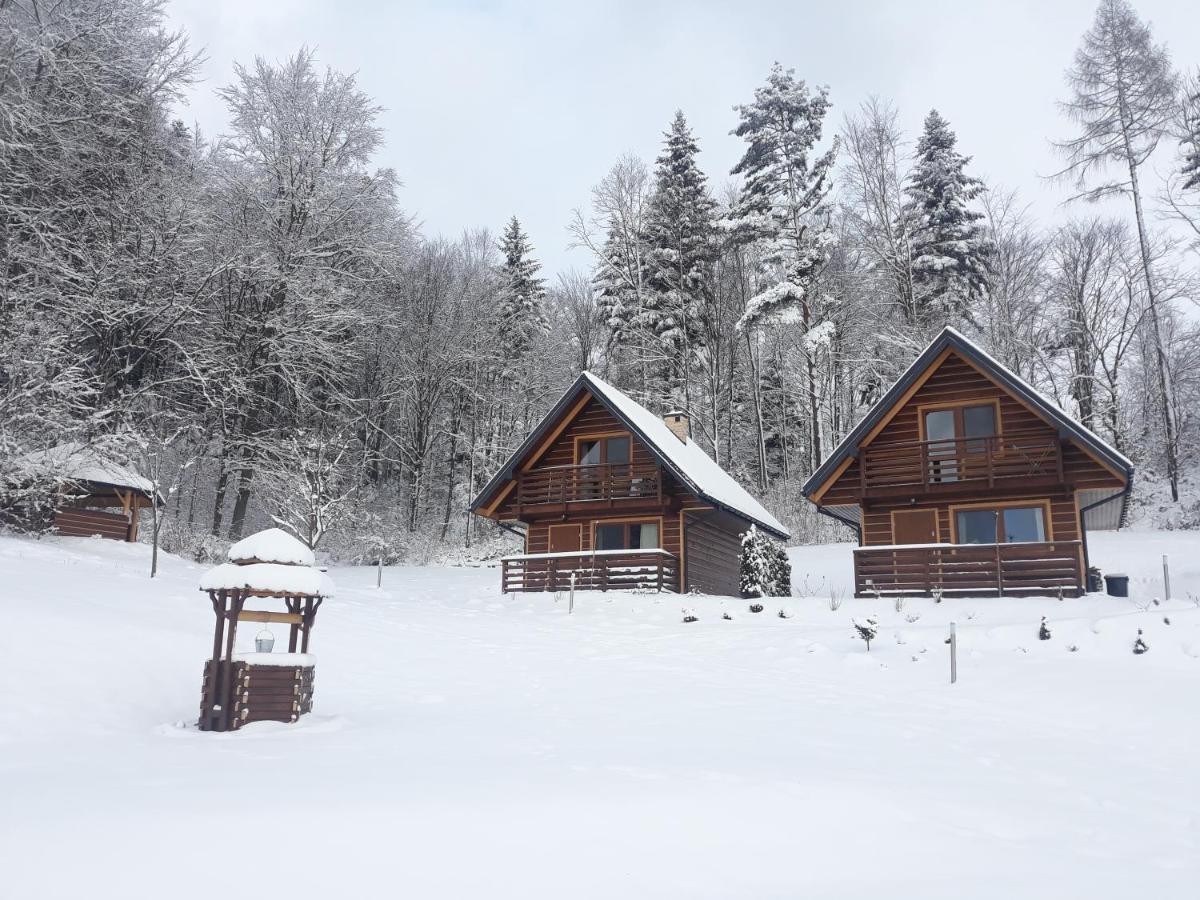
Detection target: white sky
<box><xmin>168</xmin><ymin>0</ymin><xmax>1200</xmax><ymax>278</ymax></box>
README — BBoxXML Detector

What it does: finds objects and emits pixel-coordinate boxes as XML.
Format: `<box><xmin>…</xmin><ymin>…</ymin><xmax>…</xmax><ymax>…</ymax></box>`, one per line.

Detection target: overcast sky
<box><xmin>168</xmin><ymin>0</ymin><xmax>1200</xmax><ymax>277</ymax></box>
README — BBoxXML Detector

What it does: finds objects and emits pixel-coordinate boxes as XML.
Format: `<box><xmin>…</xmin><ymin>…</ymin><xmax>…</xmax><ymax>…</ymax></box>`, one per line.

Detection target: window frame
<box><xmin>917</xmin><ymin>398</ymin><xmax>1002</xmax><ymax>444</ymax></box>
<box><xmin>949</xmin><ymin>499</ymin><xmax>1053</xmax><ymax>545</ymax></box>
<box><xmin>590</xmin><ymin>517</ymin><xmax>663</xmax><ymax>552</ymax></box>
<box><xmin>574</xmin><ymin>431</ymin><xmax>633</xmax><ymax>467</ymax></box>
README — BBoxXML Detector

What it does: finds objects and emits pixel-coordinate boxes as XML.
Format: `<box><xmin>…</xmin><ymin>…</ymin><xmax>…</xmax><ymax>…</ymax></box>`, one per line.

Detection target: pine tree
<box><xmin>496</xmin><ymin>216</ymin><xmax>548</xmax><ymax>365</ymax></box>
<box><xmin>643</xmin><ymin>111</ymin><xmax>717</xmax><ymax>405</ymax></box>
<box><xmin>904</xmin><ymin>110</ymin><xmax>991</xmax><ymax>325</ymax></box>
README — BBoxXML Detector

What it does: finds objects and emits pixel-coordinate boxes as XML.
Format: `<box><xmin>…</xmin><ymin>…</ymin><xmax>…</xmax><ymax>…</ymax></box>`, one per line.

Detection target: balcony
<box><xmin>501</xmin><ymin>549</ymin><xmax>680</xmax><ymax>593</ymax></box>
<box><xmin>858</xmin><ymin>431</ymin><xmax>1064</xmax><ymax>501</ymax></box>
<box><xmin>853</xmin><ymin>540</ymin><xmax>1083</xmax><ymax>598</ymax></box>
<box><xmin>515</xmin><ymin>463</ymin><xmax>662</xmax><ymax>511</ymax></box>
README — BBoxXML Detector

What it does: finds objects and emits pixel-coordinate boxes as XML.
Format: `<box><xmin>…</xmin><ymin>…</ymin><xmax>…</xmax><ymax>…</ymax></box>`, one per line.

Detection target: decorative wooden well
<box><xmin>197</xmin><ymin>528</ymin><xmax>333</xmax><ymax>732</ymax></box>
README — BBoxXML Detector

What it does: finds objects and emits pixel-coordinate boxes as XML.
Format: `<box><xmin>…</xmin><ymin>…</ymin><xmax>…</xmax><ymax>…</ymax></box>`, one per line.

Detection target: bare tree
<box><xmin>1055</xmin><ymin>0</ymin><xmax>1181</xmax><ymax>498</ymax></box>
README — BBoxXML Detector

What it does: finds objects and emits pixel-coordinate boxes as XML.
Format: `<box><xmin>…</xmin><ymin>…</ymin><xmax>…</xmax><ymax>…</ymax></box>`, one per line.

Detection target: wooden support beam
<box><xmin>237</xmin><ymin>610</ymin><xmax>303</xmax><ymax>625</ymax></box>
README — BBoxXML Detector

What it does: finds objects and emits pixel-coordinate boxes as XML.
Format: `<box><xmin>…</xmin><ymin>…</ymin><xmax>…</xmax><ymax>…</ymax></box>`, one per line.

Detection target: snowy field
<box><xmin>2</xmin><ymin>532</ymin><xmax>1199</xmax><ymax>899</ymax></box>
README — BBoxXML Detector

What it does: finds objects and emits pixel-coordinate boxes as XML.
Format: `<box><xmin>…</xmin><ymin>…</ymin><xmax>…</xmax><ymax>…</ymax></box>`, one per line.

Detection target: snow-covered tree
<box><xmin>1056</xmin><ymin>0</ymin><xmax>1181</xmax><ymax>501</ymax></box>
<box><xmin>1183</xmin><ymin>76</ymin><xmax>1200</xmax><ymax>191</ymax></box>
<box><xmin>729</xmin><ymin>63</ymin><xmax>839</xmax><ymax>473</ymax></box>
<box><xmin>643</xmin><ymin>110</ymin><xmax>717</xmax><ymax>406</ymax></box>
<box><xmin>853</xmin><ymin>617</ymin><xmax>879</xmax><ymax>651</ymax></box>
<box><xmin>740</xmin><ymin>525</ymin><xmax>789</xmax><ymax>597</ymax></box>
<box><xmin>496</xmin><ymin>216</ymin><xmax>549</xmax><ymax>366</ymax></box>
<box><xmin>730</xmin><ymin>63</ymin><xmax>839</xmax><ymax>331</ymax></box>
<box><xmin>904</xmin><ymin>110</ymin><xmax>991</xmax><ymax>325</ymax></box>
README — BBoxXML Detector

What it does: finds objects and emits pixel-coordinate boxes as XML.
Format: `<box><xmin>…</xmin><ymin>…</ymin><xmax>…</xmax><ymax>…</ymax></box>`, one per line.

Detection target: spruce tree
<box><xmin>904</xmin><ymin>110</ymin><xmax>991</xmax><ymax>325</ymax></box>
<box><xmin>496</xmin><ymin>216</ymin><xmax>548</xmax><ymax>365</ymax></box>
<box><xmin>643</xmin><ymin>111</ymin><xmax>717</xmax><ymax>405</ymax></box>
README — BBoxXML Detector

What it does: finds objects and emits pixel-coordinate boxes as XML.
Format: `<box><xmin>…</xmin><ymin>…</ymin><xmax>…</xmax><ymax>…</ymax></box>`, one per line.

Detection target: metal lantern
<box><xmin>255</xmin><ymin>628</ymin><xmax>275</xmax><ymax>653</ymax></box>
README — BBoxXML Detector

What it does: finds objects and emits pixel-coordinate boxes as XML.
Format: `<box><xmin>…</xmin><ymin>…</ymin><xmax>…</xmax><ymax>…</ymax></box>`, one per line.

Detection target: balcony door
<box><xmin>923</xmin><ymin>403</ymin><xmax>997</xmax><ymax>483</ymax></box>
<box><xmin>577</xmin><ymin>434</ymin><xmax>631</xmax><ymax>498</ymax></box>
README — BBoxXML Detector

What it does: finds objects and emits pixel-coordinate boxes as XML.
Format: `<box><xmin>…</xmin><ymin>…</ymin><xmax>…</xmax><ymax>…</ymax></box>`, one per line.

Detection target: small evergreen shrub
<box><xmin>1039</xmin><ymin>617</ymin><xmax>1052</xmax><ymax>641</ymax></box>
<box><xmin>739</xmin><ymin>526</ymin><xmax>791</xmax><ymax>597</ymax></box>
<box><xmin>1133</xmin><ymin>629</ymin><xmax>1149</xmax><ymax>655</ymax></box>
<box><xmin>748</xmin><ymin>602</ymin><xmax>764</xmax><ymax>614</ymax></box>
<box><xmin>853</xmin><ymin>617</ymin><xmax>879</xmax><ymax>651</ymax></box>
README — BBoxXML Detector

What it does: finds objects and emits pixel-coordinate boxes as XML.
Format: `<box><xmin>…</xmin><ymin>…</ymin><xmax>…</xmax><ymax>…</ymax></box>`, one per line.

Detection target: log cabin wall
<box><xmin>818</xmin><ymin>349</ymin><xmax>1124</xmax><ymax>525</ymax></box>
<box><xmin>861</xmin><ymin>495</ymin><xmax>1081</xmax><ymax>546</ymax></box>
<box><xmin>682</xmin><ymin>512</ymin><xmax>743</xmax><ymax>596</ymax></box>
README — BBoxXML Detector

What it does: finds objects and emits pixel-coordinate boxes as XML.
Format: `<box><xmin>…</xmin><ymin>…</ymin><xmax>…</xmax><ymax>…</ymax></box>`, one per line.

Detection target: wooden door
<box><xmin>548</xmin><ymin>524</ymin><xmax>582</xmax><ymax>554</ymax></box>
<box><xmin>892</xmin><ymin>509</ymin><xmax>939</xmax><ymax>544</ymax></box>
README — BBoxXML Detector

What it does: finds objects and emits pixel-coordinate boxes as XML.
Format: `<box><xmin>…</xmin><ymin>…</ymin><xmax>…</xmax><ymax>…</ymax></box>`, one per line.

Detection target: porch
<box><xmin>501</xmin><ymin>549</ymin><xmax>680</xmax><ymax>593</ymax></box>
<box><xmin>853</xmin><ymin>540</ymin><xmax>1084</xmax><ymax>598</ymax></box>
<box><xmin>858</xmin><ymin>431</ymin><xmax>1065</xmax><ymax>500</ymax></box>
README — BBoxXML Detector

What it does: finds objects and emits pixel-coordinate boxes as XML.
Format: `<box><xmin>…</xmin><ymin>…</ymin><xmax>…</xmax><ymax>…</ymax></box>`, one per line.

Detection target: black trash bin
<box><xmin>1104</xmin><ymin>573</ymin><xmax>1129</xmax><ymax>597</ymax></box>
<box><xmin>1086</xmin><ymin>567</ymin><xmax>1103</xmax><ymax>593</ymax></box>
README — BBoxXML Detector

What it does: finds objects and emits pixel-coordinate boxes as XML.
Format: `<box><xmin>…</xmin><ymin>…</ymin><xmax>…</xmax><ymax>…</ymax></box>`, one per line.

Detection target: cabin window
<box><xmin>955</xmin><ymin>505</ymin><xmax>1047</xmax><ymax>545</ymax></box>
<box><xmin>594</xmin><ymin>521</ymin><xmax>659</xmax><ymax>551</ymax></box>
<box><xmin>578</xmin><ymin>435</ymin><xmax>631</xmax><ymax>466</ymax></box>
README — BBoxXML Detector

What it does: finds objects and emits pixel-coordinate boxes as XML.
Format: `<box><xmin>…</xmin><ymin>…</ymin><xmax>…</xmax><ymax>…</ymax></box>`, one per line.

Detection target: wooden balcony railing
<box><xmin>853</xmin><ymin>540</ymin><xmax>1083</xmax><ymax>598</ymax></box>
<box><xmin>859</xmin><ymin>431</ymin><xmax>1063</xmax><ymax>495</ymax></box>
<box><xmin>516</xmin><ymin>463</ymin><xmax>662</xmax><ymax>507</ymax></box>
<box><xmin>501</xmin><ymin>549</ymin><xmax>679</xmax><ymax>593</ymax></box>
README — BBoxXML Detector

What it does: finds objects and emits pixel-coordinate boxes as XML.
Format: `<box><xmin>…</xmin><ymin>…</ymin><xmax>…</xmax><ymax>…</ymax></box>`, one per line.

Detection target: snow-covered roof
<box><xmin>14</xmin><ymin>442</ymin><xmax>157</xmax><ymax>498</ymax></box>
<box><xmin>228</xmin><ymin>527</ymin><xmax>315</xmax><ymax>567</ymax></box>
<box><xmin>580</xmin><ymin>373</ymin><xmax>788</xmax><ymax>537</ymax></box>
<box><xmin>199</xmin><ymin>562</ymin><xmax>335</xmax><ymax>597</ymax></box>
<box><xmin>470</xmin><ymin>371</ymin><xmax>789</xmax><ymax>539</ymax></box>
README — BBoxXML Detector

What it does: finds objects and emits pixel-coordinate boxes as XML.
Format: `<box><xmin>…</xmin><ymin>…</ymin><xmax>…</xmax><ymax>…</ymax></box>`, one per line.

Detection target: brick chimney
<box><xmin>663</xmin><ymin>410</ymin><xmax>690</xmax><ymax>443</ymax></box>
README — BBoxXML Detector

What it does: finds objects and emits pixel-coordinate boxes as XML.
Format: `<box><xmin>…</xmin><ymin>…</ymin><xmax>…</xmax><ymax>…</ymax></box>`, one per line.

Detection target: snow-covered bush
<box><xmin>740</xmin><ymin>526</ymin><xmax>791</xmax><ymax>598</ymax></box>
<box><xmin>1133</xmin><ymin>630</ymin><xmax>1149</xmax><ymax>655</ymax></box>
<box><xmin>748</xmin><ymin>602</ymin><xmax>764</xmax><ymax>614</ymax></box>
<box><xmin>1039</xmin><ymin>617</ymin><xmax>1052</xmax><ymax>641</ymax></box>
<box><xmin>682</xmin><ymin>609</ymin><xmax>698</xmax><ymax>624</ymax></box>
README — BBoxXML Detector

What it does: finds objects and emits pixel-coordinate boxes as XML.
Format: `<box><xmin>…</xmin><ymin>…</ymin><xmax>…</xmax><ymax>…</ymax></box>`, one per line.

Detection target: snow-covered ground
<box><xmin>1</xmin><ymin>532</ymin><xmax>1198</xmax><ymax>899</ymax></box>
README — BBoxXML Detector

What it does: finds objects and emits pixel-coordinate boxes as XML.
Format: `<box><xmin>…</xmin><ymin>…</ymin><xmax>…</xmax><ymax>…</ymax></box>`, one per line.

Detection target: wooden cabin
<box><xmin>471</xmin><ymin>372</ymin><xmax>789</xmax><ymax>595</ymax></box>
<box><xmin>802</xmin><ymin>327</ymin><xmax>1133</xmax><ymax>598</ymax></box>
<box><xmin>15</xmin><ymin>442</ymin><xmax>160</xmax><ymax>542</ymax></box>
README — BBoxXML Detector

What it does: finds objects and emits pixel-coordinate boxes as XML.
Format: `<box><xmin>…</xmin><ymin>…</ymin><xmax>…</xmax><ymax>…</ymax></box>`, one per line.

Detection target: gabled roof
<box><xmin>802</xmin><ymin>326</ymin><xmax>1134</xmax><ymax>500</ymax></box>
<box><xmin>14</xmin><ymin>441</ymin><xmax>162</xmax><ymax>502</ymax></box>
<box><xmin>471</xmin><ymin>371</ymin><xmax>789</xmax><ymax>539</ymax></box>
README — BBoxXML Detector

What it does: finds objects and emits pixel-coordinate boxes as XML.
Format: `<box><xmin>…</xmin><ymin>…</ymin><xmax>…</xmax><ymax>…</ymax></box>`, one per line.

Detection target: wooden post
<box><xmin>376</xmin><ymin>558</ymin><xmax>383</xmax><ymax>589</ymax></box>
<box><xmin>569</xmin><ymin>571</ymin><xmax>576</xmax><ymax>614</ymax></box>
<box><xmin>949</xmin><ymin>622</ymin><xmax>957</xmax><ymax>684</ymax></box>
<box><xmin>1163</xmin><ymin>554</ymin><xmax>1171</xmax><ymax>602</ymax></box>
<box><xmin>995</xmin><ymin>543</ymin><xmax>1003</xmax><ymax>596</ymax></box>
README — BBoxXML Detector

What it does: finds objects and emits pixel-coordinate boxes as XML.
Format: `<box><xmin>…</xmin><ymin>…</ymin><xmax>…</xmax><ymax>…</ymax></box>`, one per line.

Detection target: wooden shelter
<box><xmin>802</xmin><ymin>327</ymin><xmax>1134</xmax><ymax>598</ymax></box>
<box><xmin>471</xmin><ymin>371</ymin><xmax>789</xmax><ymax>595</ymax></box>
<box><xmin>15</xmin><ymin>442</ymin><xmax>159</xmax><ymax>541</ymax></box>
<box><xmin>197</xmin><ymin>528</ymin><xmax>332</xmax><ymax>732</ymax></box>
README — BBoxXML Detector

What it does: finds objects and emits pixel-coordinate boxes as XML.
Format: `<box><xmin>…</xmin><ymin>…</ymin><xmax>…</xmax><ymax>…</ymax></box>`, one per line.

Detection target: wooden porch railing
<box><xmin>859</xmin><ymin>431</ymin><xmax>1063</xmax><ymax>494</ymax></box>
<box><xmin>516</xmin><ymin>463</ymin><xmax>662</xmax><ymax>506</ymax></box>
<box><xmin>501</xmin><ymin>549</ymin><xmax>679</xmax><ymax>593</ymax></box>
<box><xmin>853</xmin><ymin>540</ymin><xmax>1083</xmax><ymax>598</ymax></box>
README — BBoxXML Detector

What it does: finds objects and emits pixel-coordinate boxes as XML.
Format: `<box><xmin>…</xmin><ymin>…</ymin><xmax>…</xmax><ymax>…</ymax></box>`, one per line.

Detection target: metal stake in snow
<box><xmin>569</xmin><ymin>571</ymin><xmax>576</xmax><ymax>615</ymax></box>
<box><xmin>377</xmin><ymin>558</ymin><xmax>383</xmax><ymax>589</ymax></box>
<box><xmin>949</xmin><ymin>622</ymin><xmax>958</xmax><ymax>685</ymax></box>
<box><xmin>1162</xmin><ymin>554</ymin><xmax>1171</xmax><ymax>602</ymax></box>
